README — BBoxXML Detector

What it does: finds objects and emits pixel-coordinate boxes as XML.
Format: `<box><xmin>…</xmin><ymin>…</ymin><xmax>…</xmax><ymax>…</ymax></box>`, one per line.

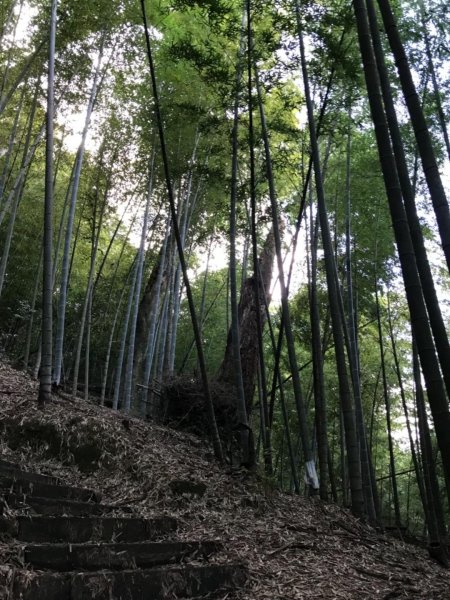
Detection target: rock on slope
<box><xmin>1</xmin><ymin>361</ymin><xmax>449</xmax><ymax>599</ymax></box>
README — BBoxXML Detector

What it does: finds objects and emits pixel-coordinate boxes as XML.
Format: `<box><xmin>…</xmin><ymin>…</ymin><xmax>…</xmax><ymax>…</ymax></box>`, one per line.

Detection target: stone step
<box><xmin>0</xmin><ymin>459</ymin><xmax>61</xmax><ymax>485</ymax></box>
<box><xmin>12</xmin><ymin>564</ymin><xmax>246</xmax><ymax>599</ymax></box>
<box><xmin>24</xmin><ymin>540</ymin><xmax>220</xmax><ymax>570</ymax></box>
<box><xmin>0</xmin><ymin>474</ymin><xmax>101</xmax><ymax>503</ymax></box>
<box><xmin>0</xmin><ymin>493</ymin><xmax>130</xmax><ymax>516</ymax></box>
<box><xmin>13</xmin><ymin>515</ymin><xmax>178</xmax><ymax>543</ymax></box>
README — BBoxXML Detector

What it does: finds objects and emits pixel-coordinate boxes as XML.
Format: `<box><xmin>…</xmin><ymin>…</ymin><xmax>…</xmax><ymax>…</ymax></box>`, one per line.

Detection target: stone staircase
<box><xmin>0</xmin><ymin>459</ymin><xmax>246</xmax><ymax>599</ymax></box>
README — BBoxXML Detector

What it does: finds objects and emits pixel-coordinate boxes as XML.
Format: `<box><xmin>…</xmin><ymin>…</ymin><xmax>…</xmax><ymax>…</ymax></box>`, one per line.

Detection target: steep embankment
<box><xmin>0</xmin><ymin>361</ymin><xmax>449</xmax><ymax>599</ymax></box>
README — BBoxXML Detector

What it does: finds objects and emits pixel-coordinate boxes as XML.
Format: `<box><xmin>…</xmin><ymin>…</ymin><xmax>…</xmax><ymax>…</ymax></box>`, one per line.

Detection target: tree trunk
<box><xmin>71</xmin><ymin>156</ymin><xmax>108</xmax><ymax>397</ymax></box>
<box><xmin>421</xmin><ymin>14</ymin><xmax>450</xmax><ymax>162</ymax></box>
<box><xmin>140</xmin><ymin>0</ymin><xmax>223</xmax><ymax>461</ymax></box>
<box><xmin>375</xmin><ymin>282</ymin><xmax>401</xmax><ymax>528</ymax></box>
<box><xmin>167</xmin><ymin>136</ymin><xmax>201</xmax><ymax>376</ymax></box>
<box><xmin>354</xmin><ymin>0</ymin><xmax>450</xmax><ymax>504</ymax></box>
<box><xmin>0</xmin><ymin>0</ymin><xmax>25</xmax><ymax>96</ymax></box>
<box><xmin>376</xmin><ymin>0</ymin><xmax>450</xmax><ymax>275</ymax></box>
<box><xmin>134</xmin><ymin>223</ymin><xmax>170</xmax><ymax>398</ymax></box>
<box><xmin>309</xmin><ymin>202</ymin><xmax>329</xmax><ymax>500</ymax></box>
<box><xmin>247</xmin><ymin>15</ymin><xmax>271</xmax><ymax>473</ymax></box>
<box><xmin>218</xmin><ymin>225</ymin><xmax>276</xmax><ymax>413</ymax></box>
<box><xmin>296</xmin><ymin>2</ymin><xmax>362</xmax><ymax>512</ymax></box>
<box><xmin>367</xmin><ymin>0</ymin><xmax>450</xmax><ymax>405</ymax></box>
<box><xmin>344</xmin><ymin>108</ymin><xmax>378</xmax><ymax>523</ymax></box>
<box><xmin>23</xmin><ymin>250</ymin><xmax>43</xmax><ymax>369</ymax></box>
<box><xmin>227</xmin><ymin>4</ymin><xmax>253</xmax><ymax>464</ymax></box>
<box><xmin>123</xmin><ymin>155</ymin><xmax>155</xmax><ymax>413</ymax></box>
<box><xmin>112</xmin><ymin>256</ymin><xmax>138</xmax><ymax>410</ymax></box>
<box><xmin>0</xmin><ymin>119</ymin><xmax>46</xmax><ymax>228</ymax></box>
<box><xmin>0</xmin><ymin>80</ymin><xmax>26</xmax><ymax>203</ymax></box>
<box><xmin>38</xmin><ymin>0</ymin><xmax>56</xmax><ymax>406</ymax></box>
<box><xmin>0</xmin><ymin>1</ymin><xmax>17</xmax><ymax>51</ymax></box>
<box><xmin>413</xmin><ymin>341</ymin><xmax>449</xmax><ymax>563</ymax></box>
<box><xmin>53</xmin><ymin>43</ymin><xmax>105</xmax><ymax>386</ymax></box>
<box><xmin>100</xmin><ymin>262</ymin><xmax>135</xmax><ymax>406</ymax></box>
<box><xmin>0</xmin><ymin>40</ymin><xmax>44</xmax><ymax>117</ymax></box>
<box><xmin>387</xmin><ymin>294</ymin><xmax>432</xmax><ymax>541</ymax></box>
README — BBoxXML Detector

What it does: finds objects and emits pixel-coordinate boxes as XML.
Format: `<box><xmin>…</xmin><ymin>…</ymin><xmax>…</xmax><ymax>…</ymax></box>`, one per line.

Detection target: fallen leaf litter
<box><xmin>0</xmin><ymin>362</ymin><xmax>449</xmax><ymax>599</ymax></box>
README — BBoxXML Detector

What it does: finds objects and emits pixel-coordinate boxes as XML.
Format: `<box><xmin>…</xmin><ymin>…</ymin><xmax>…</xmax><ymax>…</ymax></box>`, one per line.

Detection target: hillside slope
<box><xmin>0</xmin><ymin>361</ymin><xmax>449</xmax><ymax>599</ymax></box>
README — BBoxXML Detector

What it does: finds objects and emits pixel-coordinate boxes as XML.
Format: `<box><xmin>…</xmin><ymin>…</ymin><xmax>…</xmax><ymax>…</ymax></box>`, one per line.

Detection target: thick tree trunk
<box><xmin>133</xmin><ymin>234</ymin><xmax>169</xmax><ymax>390</ymax></box>
<box><xmin>218</xmin><ymin>225</ymin><xmax>276</xmax><ymax>415</ymax></box>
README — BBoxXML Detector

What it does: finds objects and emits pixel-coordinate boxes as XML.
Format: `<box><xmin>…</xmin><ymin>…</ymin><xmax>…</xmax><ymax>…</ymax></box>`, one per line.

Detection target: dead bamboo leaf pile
<box><xmin>0</xmin><ymin>361</ymin><xmax>449</xmax><ymax>599</ymax></box>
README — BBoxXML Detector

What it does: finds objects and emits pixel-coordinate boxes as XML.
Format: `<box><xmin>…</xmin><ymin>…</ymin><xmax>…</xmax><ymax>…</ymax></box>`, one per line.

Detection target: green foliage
<box><xmin>175</xmin><ymin>266</ymin><xmax>229</xmax><ymax>375</ymax></box>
